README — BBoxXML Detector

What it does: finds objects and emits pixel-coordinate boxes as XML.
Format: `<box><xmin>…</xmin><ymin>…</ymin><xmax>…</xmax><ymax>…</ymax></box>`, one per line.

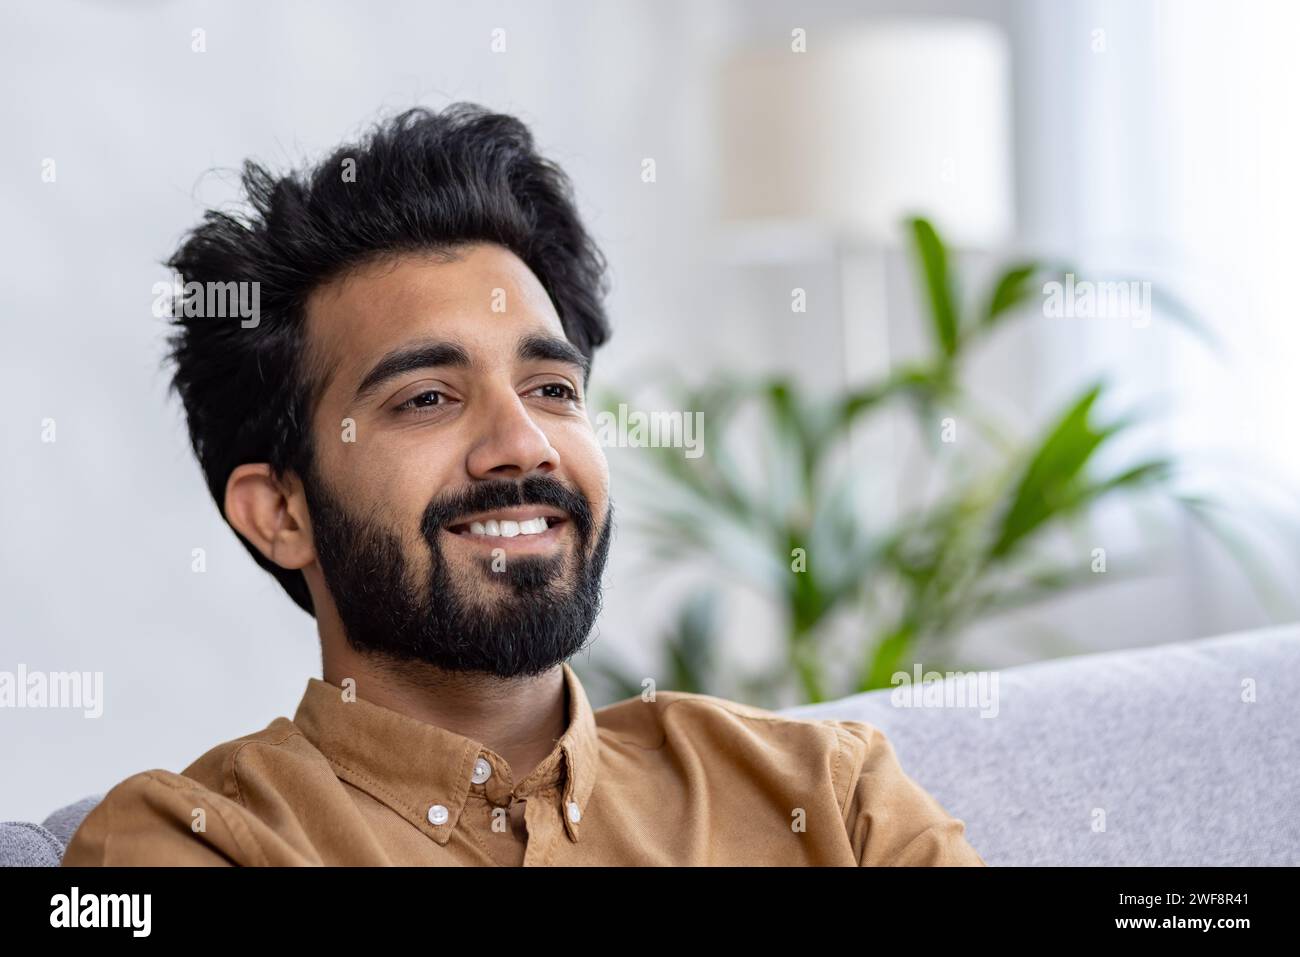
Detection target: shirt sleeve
<box><xmin>832</xmin><ymin>720</ymin><xmax>988</xmax><ymax>867</ymax></box>
<box><xmin>61</xmin><ymin>770</ymin><xmax>263</xmax><ymax>866</ymax></box>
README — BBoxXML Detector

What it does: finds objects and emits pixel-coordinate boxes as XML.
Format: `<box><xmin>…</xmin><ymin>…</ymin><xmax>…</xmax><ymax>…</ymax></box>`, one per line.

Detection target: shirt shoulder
<box><xmin>593</xmin><ymin>689</ymin><xmax>868</xmax><ymax>808</ymax></box>
<box><xmin>831</xmin><ymin>719</ymin><xmax>987</xmax><ymax>866</ymax></box>
<box><xmin>177</xmin><ymin>715</ymin><xmax>328</xmax><ymax>798</ymax></box>
<box><xmin>60</xmin><ymin>768</ymin><xmax>247</xmax><ymax>866</ymax></box>
<box><xmin>593</xmin><ymin>687</ymin><xmax>848</xmax><ymax>758</ymax></box>
<box><xmin>594</xmin><ymin>693</ymin><xmax>985</xmax><ymax>866</ymax></box>
<box><xmin>61</xmin><ymin>717</ymin><xmax>331</xmax><ymax>866</ymax></box>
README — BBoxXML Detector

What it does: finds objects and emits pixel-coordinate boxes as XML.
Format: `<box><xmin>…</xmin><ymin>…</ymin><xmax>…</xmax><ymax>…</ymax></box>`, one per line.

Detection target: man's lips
<box><xmin>442</xmin><ymin>505</ymin><xmax>571</xmax><ymax>553</ymax></box>
<box><xmin>444</xmin><ymin>504</ymin><xmax>569</xmax><ymax>533</ymax></box>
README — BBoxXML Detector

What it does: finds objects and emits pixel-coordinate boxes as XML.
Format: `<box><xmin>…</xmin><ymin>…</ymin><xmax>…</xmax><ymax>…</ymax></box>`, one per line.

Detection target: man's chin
<box><xmin>441</xmin><ymin>544</ymin><xmax>573</xmax><ymax>588</ymax></box>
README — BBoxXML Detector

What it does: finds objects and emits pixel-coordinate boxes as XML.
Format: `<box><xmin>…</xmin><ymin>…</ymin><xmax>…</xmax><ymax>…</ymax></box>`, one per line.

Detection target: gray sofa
<box><xmin>5</xmin><ymin>624</ymin><xmax>1298</xmax><ymax>865</ymax></box>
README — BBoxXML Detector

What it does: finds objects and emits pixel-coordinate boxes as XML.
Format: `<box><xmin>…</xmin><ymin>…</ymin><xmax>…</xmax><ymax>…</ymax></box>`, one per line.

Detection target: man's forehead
<box><xmin>305</xmin><ymin>245</ymin><xmax>568</xmax><ymax>397</ymax></box>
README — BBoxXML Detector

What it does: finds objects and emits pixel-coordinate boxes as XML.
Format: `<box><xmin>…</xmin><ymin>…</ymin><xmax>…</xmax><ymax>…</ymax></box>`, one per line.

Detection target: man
<box><xmin>62</xmin><ymin>104</ymin><xmax>986</xmax><ymax>867</ymax></box>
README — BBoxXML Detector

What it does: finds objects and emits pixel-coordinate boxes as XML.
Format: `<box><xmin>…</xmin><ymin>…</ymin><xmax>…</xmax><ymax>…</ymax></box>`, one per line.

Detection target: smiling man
<box><xmin>61</xmin><ymin>104</ymin><xmax>986</xmax><ymax>867</ymax></box>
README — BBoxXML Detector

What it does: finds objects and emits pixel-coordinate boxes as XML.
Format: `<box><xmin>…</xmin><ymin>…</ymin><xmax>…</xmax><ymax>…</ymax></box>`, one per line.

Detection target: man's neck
<box><xmin>321</xmin><ymin>645</ymin><xmax>568</xmax><ymax>786</ymax></box>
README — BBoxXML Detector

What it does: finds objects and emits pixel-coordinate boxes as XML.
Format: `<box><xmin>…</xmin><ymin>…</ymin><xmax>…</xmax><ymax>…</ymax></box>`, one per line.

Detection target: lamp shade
<box><xmin>718</xmin><ymin>19</ymin><xmax>1014</xmax><ymax>247</ymax></box>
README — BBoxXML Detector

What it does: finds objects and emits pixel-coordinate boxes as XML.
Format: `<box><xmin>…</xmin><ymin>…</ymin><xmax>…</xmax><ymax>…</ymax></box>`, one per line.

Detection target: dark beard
<box><xmin>302</xmin><ymin>467</ymin><xmax>613</xmax><ymax>679</ymax></box>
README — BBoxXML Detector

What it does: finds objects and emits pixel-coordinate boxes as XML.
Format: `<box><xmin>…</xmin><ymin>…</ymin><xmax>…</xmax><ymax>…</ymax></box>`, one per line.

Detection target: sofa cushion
<box><xmin>779</xmin><ymin>624</ymin><xmax>1300</xmax><ymax>865</ymax></box>
<box><xmin>0</xmin><ymin>821</ymin><xmax>64</xmax><ymax>867</ymax></box>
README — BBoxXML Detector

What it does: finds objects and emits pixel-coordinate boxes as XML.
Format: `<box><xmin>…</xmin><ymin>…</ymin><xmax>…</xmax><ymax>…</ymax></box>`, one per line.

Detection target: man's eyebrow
<box><xmin>351</xmin><ymin>334</ymin><xmax>591</xmax><ymax>404</ymax></box>
<box><xmin>517</xmin><ymin>333</ymin><xmax>590</xmax><ymax>384</ymax></box>
<box><xmin>352</xmin><ymin>340</ymin><xmax>473</xmax><ymax>404</ymax></box>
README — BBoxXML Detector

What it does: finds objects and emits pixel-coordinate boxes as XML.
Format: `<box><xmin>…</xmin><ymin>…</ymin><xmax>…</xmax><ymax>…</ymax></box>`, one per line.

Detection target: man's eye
<box><xmin>395</xmin><ymin>390</ymin><xmax>450</xmax><ymax>414</ymax></box>
<box><xmin>533</xmin><ymin>382</ymin><xmax>579</xmax><ymax>403</ymax></box>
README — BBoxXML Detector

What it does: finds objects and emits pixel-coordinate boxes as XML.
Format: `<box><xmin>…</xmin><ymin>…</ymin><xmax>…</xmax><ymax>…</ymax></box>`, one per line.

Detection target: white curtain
<box><xmin>1009</xmin><ymin>0</ymin><xmax>1300</xmax><ymax>636</ymax></box>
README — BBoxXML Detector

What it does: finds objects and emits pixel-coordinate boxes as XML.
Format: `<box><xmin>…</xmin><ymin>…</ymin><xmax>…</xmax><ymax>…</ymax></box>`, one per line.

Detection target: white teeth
<box><xmin>464</xmin><ymin>516</ymin><xmax>552</xmax><ymax>538</ymax></box>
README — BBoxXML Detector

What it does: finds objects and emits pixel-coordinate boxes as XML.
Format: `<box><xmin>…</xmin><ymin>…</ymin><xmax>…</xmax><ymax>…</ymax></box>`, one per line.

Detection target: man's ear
<box><xmin>224</xmin><ymin>464</ymin><xmax>315</xmax><ymax>571</ymax></box>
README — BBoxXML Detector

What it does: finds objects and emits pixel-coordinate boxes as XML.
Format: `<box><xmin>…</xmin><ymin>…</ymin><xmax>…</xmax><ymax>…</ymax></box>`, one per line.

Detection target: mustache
<box><xmin>419</xmin><ymin>474</ymin><xmax>594</xmax><ymax>544</ymax></box>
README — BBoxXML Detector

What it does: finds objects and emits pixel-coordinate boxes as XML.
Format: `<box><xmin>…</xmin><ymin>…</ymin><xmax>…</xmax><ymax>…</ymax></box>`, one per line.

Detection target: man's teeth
<box><xmin>467</xmin><ymin>517</ymin><xmax>551</xmax><ymax>538</ymax></box>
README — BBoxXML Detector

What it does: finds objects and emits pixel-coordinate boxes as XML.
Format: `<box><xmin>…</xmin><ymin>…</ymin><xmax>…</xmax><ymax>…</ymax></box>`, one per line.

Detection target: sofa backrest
<box><xmin>779</xmin><ymin>624</ymin><xmax>1300</xmax><ymax>865</ymax></box>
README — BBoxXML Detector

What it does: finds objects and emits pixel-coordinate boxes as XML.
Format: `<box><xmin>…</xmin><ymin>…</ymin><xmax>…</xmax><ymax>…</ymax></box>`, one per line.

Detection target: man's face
<box><xmin>297</xmin><ymin>243</ymin><xmax>613</xmax><ymax>679</ymax></box>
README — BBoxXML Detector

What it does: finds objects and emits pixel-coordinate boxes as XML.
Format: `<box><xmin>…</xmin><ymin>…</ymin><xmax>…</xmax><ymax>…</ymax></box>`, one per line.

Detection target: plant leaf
<box><xmin>982</xmin><ymin>261</ymin><xmax>1054</xmax><ymax>329</ymax></box>
<box><xmin>909</xmin><ymin>217</ymin><xmax>960</xmax><ymax>358</ymax></box>
<box><xmin>989</xmin><ymin>383</ymin><xmax>1115</xmax><ymax>559</ymax></box>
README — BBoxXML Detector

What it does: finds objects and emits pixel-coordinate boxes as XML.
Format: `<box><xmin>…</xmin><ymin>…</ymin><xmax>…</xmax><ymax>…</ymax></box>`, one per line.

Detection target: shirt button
<box><xmin>567</xmin><ymin>801</ymin><xmax>581</xmax><ymax>824</ymax></box>
<box><xmin>471</xmin><ymin>757</ymin><xmax>492</xmax><ymax>784</ymax></box>
<box><xmin>427</xmin><ymin>804</ymin><xmax>449</xmax><ymax>826</ymax></box>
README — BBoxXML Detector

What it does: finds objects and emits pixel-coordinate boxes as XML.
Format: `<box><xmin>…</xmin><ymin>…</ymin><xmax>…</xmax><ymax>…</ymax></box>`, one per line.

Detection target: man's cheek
<box><xmin>570</xmin><ymin>431</ymin><xmax>610</xmax><ymax>490</ymax></box>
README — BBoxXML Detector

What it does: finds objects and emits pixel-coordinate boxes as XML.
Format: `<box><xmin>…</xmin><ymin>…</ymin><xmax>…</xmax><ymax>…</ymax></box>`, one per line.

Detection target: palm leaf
<box><xmin>909</xmin><ymin>217</ymin><xmax>960</xmax><ymax>358</ymax></box>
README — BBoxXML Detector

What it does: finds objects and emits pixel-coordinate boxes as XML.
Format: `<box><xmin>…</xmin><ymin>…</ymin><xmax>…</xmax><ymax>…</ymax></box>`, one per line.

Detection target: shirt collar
<box><xmin>292</xmin><ymin>661</ymin><xmax>600</xmax><ymax>845</ymax></box>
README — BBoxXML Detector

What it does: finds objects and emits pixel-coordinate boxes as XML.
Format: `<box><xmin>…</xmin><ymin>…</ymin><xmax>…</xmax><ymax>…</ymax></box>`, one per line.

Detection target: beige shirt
<box><xmin>62</xmin><ymin>662</ymin><xmax>986</xmax><ymax>866</ymax></box>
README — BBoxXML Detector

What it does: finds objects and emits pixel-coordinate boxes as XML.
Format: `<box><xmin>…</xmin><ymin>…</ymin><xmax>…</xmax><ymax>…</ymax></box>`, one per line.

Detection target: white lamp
<box><xmin>718</xmin><ymin>18</ymin><xmax>1014</xmax><ymax>248</ymax></box>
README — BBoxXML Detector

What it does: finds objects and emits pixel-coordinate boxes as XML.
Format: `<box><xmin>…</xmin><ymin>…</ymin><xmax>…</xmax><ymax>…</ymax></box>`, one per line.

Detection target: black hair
<box><xmin>163</xmin><ymin>103</ymin><xmax>612</xmax><ymax>616</ymax></box>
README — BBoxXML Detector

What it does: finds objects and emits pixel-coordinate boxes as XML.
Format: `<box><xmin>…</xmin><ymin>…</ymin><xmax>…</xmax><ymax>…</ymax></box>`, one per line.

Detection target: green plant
<box><xmin>581</xmin><ymin>217</ymin><xmax>1229</xmax><ymax>708</ymax></box>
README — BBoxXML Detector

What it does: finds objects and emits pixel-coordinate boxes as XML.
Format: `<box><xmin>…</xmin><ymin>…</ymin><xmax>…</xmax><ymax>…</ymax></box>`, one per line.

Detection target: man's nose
<box><xmin>464</xmin><ymin>390</ymin><xmax>559</xmax><ymax>480</ymax></box>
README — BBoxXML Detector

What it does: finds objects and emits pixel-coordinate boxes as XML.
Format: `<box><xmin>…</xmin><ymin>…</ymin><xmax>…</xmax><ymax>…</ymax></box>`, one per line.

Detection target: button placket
<box><xmin>558</xmin><ymin>745</ymin><xmax>584</xmax><ymax>843</ymax></box>
<box><xmin>421</xmin><ymin>744</ymin><xmax>483</xmax><ymax>842</ymax></box>
<box><xmin>474</xmin><ymin>751</ymin><xmax>515</xmax><ymax>807</ymax></box>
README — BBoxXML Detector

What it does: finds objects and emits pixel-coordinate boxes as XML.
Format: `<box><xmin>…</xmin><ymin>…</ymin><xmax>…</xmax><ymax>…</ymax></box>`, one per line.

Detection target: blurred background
<box><xmin>5</xmin><ymin>0</ymin><xmax>1300</xmax><ymax>822</ymax></box>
